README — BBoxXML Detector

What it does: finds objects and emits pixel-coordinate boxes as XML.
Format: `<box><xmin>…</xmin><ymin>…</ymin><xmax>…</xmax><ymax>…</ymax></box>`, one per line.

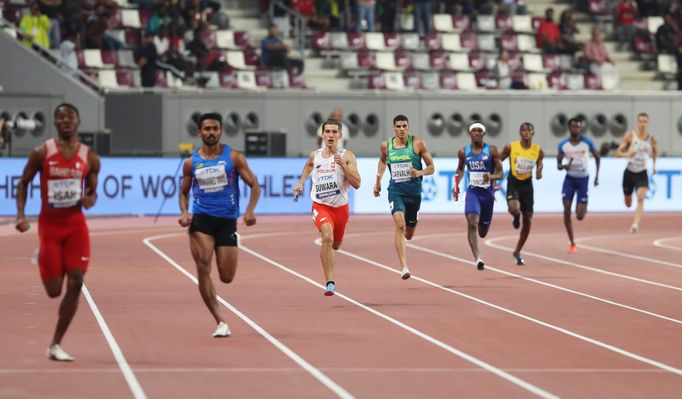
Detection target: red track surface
<box><xmin>1</xmin><ymin>213</ymin><xmax>681</xmax><ymax>398</ymax></box>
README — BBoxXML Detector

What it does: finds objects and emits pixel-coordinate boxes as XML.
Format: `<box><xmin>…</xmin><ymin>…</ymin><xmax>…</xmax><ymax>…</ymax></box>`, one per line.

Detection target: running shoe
<box><xmin>400</xmin><ymin>267</ymin><xmax>411</xmax><ymax>280</ymax></box>
<box><xmin>629</xmin><ymin>224</ymin><xmax>639</xmax><ymax>233</ymax></box>
<box><xmin>568</xmin><ymin>244</ymin><xmax>577</xmax><ymax>254</ymax></box>
<box><xmin>476</xmin><ymin>258</ymin><xmax>485</xmax><ymax>271</ymax></box>
<box><xmin>324</xmin><ymin>282</ymin><xmax>336</xmax><ymax>296</ymax></box>
<box><xmin>46</xmin><ymin>344</ymin><xmax>74</xmax><ymax>362</ymax></box>
<box><xmin>513</xmin><ymin>252</ymin><xmax>525</xmax><ymax>266</ymax></box>
<box><xmin>512</xmin><ymin>214</ymin><xmax>520</xmax><ymax>229</ymax></box>
<box><xmin>212</xmin><ymin>321</ymin><xmax>231</xmax><ymax>337</ymax></box>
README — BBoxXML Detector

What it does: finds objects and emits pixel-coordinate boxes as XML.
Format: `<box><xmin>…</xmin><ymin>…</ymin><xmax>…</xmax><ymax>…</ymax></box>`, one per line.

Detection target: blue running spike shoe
<box><xmin>324</xmin><ymin>282</ymin><xmax>336</xmax><ymax>296</ymax></box>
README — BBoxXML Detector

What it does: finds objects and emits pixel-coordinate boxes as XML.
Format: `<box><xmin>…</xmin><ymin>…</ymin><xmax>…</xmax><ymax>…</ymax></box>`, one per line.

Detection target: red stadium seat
<box><xmin>429</xmin><ymin>51</ymin><xmax>447</xmax><ymax>70</ymax></box>
<box><xmin>116</xmin><ymin>69</ymin><xmax>134</xmax><ymax>87</ymax></box>
<box><xmin>500</xmin><ymin>34</ymin><xmax>518</xmax><ymax>52</ymax></box>
<box><xmin>584</xmin><ymin>73</ymin><xmax>602</xmax><ymax>89</ymax></box>
<box><xmin>440</xmin><ymin>70</ymin><xmax>457</xmax><ymax>90</ymax></box>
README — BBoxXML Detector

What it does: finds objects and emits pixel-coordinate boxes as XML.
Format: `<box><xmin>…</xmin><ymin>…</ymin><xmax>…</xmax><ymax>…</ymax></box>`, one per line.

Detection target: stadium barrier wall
<box><xmin>1</xmin><ymin>157</ymin><xmax>680</xmax><ymax>216</ymax></box>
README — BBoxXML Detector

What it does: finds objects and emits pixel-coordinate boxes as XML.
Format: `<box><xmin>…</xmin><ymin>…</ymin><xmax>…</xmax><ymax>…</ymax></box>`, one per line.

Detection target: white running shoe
<box><xmin>212</xmin><ymin>321</ymin><xmax>231</xmax><ymax>337</ymax></box>
<box><xmin>629</xmin><ymin>224</ymin><xmax>639</xmax><ymax>233</ymax></box>
<box><xmin>400</xmin><ymin>267</ymin><xmax>411</xmax><ymax>280</ymax></box>
<box><xmin>46</xmin><ymin>344</ymin><xmax>74</xmax><ymax>362</ymax></box>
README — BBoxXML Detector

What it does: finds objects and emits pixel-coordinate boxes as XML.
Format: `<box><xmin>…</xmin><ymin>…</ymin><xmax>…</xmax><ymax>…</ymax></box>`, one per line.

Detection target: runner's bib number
<box><xmin>47</xmin><ymin>178</ymin><xmax>81</xmax><ymax>208</ymax></box>
<box><xmin>196</xmin><ymin>165</ymin><xmax>227</xmax><ymax>193</ymax></box>
<box><xmin>390</xmin><ymin>162</ymin><xmax>412</xmax><ymax>183</ymax></box>
<box><xmin>469</xmin><ymin>171</ymin><xmax>488</xmax><ymax>188</ymax></box>
<box><xmin>515</xmin><ymin>157</ymin><xmax>535</xmax><ymax>176</ymax></box>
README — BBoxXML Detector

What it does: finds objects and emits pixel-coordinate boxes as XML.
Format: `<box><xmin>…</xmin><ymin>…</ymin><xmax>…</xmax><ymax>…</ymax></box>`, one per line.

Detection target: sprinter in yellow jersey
<box><xmin>500</xmin><ymin>122</ymin><xmax>544</xmax><ymax>265</ymax></box>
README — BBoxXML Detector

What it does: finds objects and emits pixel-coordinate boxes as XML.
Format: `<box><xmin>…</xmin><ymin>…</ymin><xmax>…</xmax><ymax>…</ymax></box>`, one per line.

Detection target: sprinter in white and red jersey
<box><xmin>15</xmin><ymin>104</ymin><xmax>101</xmax><ymax>362</ymax></box>
<box><xmin>293</xmin><ymin>118</ymin><xmax>361</xmax><ymax>296</ymax></box>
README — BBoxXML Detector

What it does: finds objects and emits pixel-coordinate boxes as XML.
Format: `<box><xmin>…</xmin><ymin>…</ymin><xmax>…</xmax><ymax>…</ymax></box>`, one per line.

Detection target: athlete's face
<box><xmin>199</xmin><ymin>119</ymin><xmax>222</xmax><ymax>146</ymax></box>
<box><xmin>393</xmin><ymin>120</ymin><xmax>408</xmax><ymax>139</ymax></box>
<box><xmin>519</xmin><ymin>125</ymin><xmax>534</xmax><ymax>141</ymax></box>
<box><xmin>53</xmin><ymin>107</ymin><xmax>80</xmax><ymax>138</ymax></box>
<box><xmin>568</xmin><ymin>120</ymin><xmax>581</xmax><ymax>137</ymax></box>
<box><xmin>322</xmin><ymin>123</ymin><xmax>341</xmax><ymax>149</ymax></box>
<box><xmin>636</xmin><ymin>115</ymin><xmax>648</xmax><ymax>133</ymax></box>
<box><xmin>469</xmin><ymin>128</ymin><xmax>485</xmax><ymax>144</ymax></box>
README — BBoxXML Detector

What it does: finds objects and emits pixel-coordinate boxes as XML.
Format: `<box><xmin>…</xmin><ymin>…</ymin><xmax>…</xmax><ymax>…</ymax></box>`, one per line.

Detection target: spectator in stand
<box><xmin>414</xmin><ymin>0</ymin><xmax>433</xmax><ymax>37</ymax></box>
<box><xmin>155</xmin><ymin>25</ymin><xmax>187</xmax><ymax>80</ymax></box>
<box><xmin>85</xmin><ymin>3</ymin><xmax>123</xmax><ymax>50</ymax></box>
<box><xmin>491</xmin><ymin>49</ymin><xmax>512</xmax><ymax>89</ymax></box>
<box><xmin>20</xmin><ymin>3</ymin><xmax>51</xmax><ymax>49</ymax></box>
<box><xmin>382</xmin><ymin>0</ymin><xmax>399</xmax><ymax>33</ymax></box>
<box><xmin>655</xmin><ymin>13</ymin><xmax>681</xmax><ymax>54</ymax></box>
<box><xmin>356</xmin><ymin>0</ymin><xmax>376</xmax><ymax>33</ymax></box>
<box><xmin>584</xmin><ymin>27</ymin><xmax>620</xmax><ymax>88</ymax></box>
<box><xmin>559</xmin><ymin>9</ymin><xmax>581</xmax><ymax>55</ymax></box>
<box><xmin>139</xmin><ymin>31</ymin><xmax>158</xmax><ymax>88</ymax></box>
<box><xmin>62</xmin><ymin>0</ymin><xmax>88</xmax><ymax>46</ymax></box>
<box><xmin>260</xmin><ymin>23</ymin><xmax>304</xmax><ymax>73</ymax></box>
<box><xmin>614</xmin><ymin>0</ymin><xmax>641</xmax><ymax>50</ymax></box>
<box><xmin>59</xmin><ymin>31</ymin><xmax>79</xmax><ymax>76</ymax></box>
<box><xmin>39</xmin><ymin>0</ymin><xmax>61</xmax><ymax>49</ymax></box>
<box><xmin>147</xmin><ymin>3</ymin><xmax>172</xmax><ymax>34</ymax></box>
<box><xmin>537</xmin><ymin>8</ymin><xmax>560</xmax><ymax>54</ymax></box>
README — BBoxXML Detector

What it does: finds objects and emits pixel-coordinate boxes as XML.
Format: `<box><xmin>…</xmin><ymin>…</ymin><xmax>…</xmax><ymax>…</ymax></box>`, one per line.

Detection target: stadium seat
<box><xmin>447</xmin><ymin>53</ymin><xmax>471</xmax><ymax>71</ymax></box>
<box><xmin>424</xmin><ymin>34</ymin><xmax>443</xmax><ymax>51</ymax></box>
<box><xmin>101</xmin><ymin>50</ymin><xmax>118</xmax><ymax>68</ymax></box>
<box><xmin>469</xmin><ymin>52</ymin><xmax>486</xmax><ymax>71</ymax></box>
<box><xmin>384</xmin><ymin>71</ymin><xmax>406</xmax><ymax>90</ymax></box>
<box><xmin>83</xmin><ymin>49</ymin><xmax>106</xmax><ymax>69</ymax></box>
<box><xmin>385</xmin><ymin>33</ymin><xmax>401</xmax><ymax>50</ymax></box>
<box><xmin>565</xmin><ymin>73</ymin><xmax>585</xmax><ymax>90</ymax></box>
<box><xmin>216</xmin><ymin>30</ymin><xmax>236</xmax><ymax>49</ymax></box>
<box><xmin>98</xmin><ymin>70</ymin><xmax>119</xmax><ymax>88</ymax></box>
<box><xmin>496</xmin><ymin>15</ymin><xmax>512</xmax><ymax>32</ymax></box>
<box><xmin>456</xmin><ymin>72</ymin><xmax>478</xmax><ymax>90</ymax></box>
<box><xmin>433</xmin><ymin>14</ymin><xmax>455</xmax><ymax>32</ymax></box>
<box><xmin>255</xmin><ymin>69</ymin><xmax>271</xmax><ymax>88</ymax></box>
<box><xmin>394</xmin><ymin>50</ymin><xmax>412</xmax><ymax>69</ymax></box>
<box><xmin>312</xmin><ymin>31</ymin><xmax>331</xmax><ymax>52</ymax></box>
<box><xmin>476</xmin><ymin>34</ymin><xmax>496</xmax><ymax>52</ymax></box>
<box><xmin>357</xmin><ymin>50</ymin><xmax>375</xmax><ymax>69</ymax></box>
<box><xmin>124</xmin><ymin>30</ymin><xmax>141</xmax><ymax>48</ymax></box>
<box><xmin>411</xmin><ymin>52</ymin><xmax>431</xmax><ymax>70</ymax></box>
<box><xmin>403</xmin><ymin>70</ymin><xmax>420</xmax><ymax>90</ymax></box>
<box><xmin>154</xmin><ymin>70</ymin><xmax>168</xmax><ymax>87</ymax></box>
<box><xmin>420</xmin><ymin>71</ymin><xmax>440</xmax><ymax>90</ymax></box>
<box><xmin>400</xmin><ymin>13</ymin><xmax>414</xmax><ymax>31</ymax></box>
<box><xmin>330</xmin><ymin>32</ymin><xmax>349</xmax><ymax>50</ymax></box>
<box><xmin>647</xmin><ymin>17</ymin><xmax>664</xmax><ymax>35</ymax></box>
<box><xmin>234</xmin><ymin>31</ymin><xmax>250</xmax><ymax>49</ymax></box>
<box><xmin>236</xmin><ymin>70</ymin><xmax>257</xmax><ymax>89</ymax></box>
<box><xmin>512</xmin><ymin>15</ymin><xmax>533</xmax><ymax>33</ymax></box>
<box><xmin>367</xmin><ymin>70</ymin><xmax>385</xmax><ymax>89</ymax></box>
<box><xmin>523</xmin><ymin>54</ymin><xmax>544</xmax><ymax>72</ymax></box>
<box><xmin>500</xmin><ymin>34</ymin><xmax>518</xmax><ymax>52</ymax></box>
<box><xmin>375</xmin><ymin>52</ymin><xmax>399</xmax><ymax>71</ymax></box>
<box><xmin>429</xmin><ymin>51</ymin><xmax>447</xmax><ymax>70</ymax></box>
<box><xmin>517</xmin><ymin>34</ymin><xmax>538</xmax><ymax>52</ymax></box>
<box><xmin>657</xmin><ymin>54</ymin><xmax>678</xmax><ymax>75</ymax></box>
<box><xmin>115</xmin><ymin>69</ymin><xmax>135</xmax><ymax>87</ymax></box>
<box><xmin>225</xmin><ymin>50</ymin><xmax>254</xmax><ymax>70</ymax></box>
<box><xmin>547</xmin><ymin>70</ymin><xmax>565</xmax><ymax>89</ymax></box>
<box><xmin>117</xmin><ymin>50</ymin><xmax>137</xmax><ymax>68</ymax></box>
<box><xmin>348</xmin><ymin>33</ymin><xmax>365</xmax><ymax>50</ymax></box>
<box><xmin>270</xmin><ymin>69</ymin><xmax>290</xmax><ymax>89</ymax></box>
<box><xmin>584</xmin><ymin>73</ymin><xmax>602</xmax><ymax>89</ymax></box>
<box><xmin>440</xmin><ymin>70</ymin><xmax>457</xmax><ymax>89</ymax></box>
<box><xmin>474</xmin><ymin>70</ymin><xmax>491</xmax><ymax>88</ymax></box>
<box><xmin>453</xmin><ymin>15</ymin><xmax>470</xmax><ymax>32</ymax></box>
<box><xmin>526</xmin><ymin>73</ymin><xmax>547</xmax><ymax>89</ymax></box>
<box><xmin>633</xmin><ymin>34</ymin><xmax>656</xmax><ymax>56</ymax></box>
<box><xmin>289</xmin><ymin>70</ymin><xmax>307</xmax><ymax>88</ymax></box>
<box><xmin>218</xmin><ymin>69</ymin><xmax>237</xmax><ymax>88</ymax></box>
<box><xmin>476</xmin><ymin>15</ymin><xmax>495</xmax><ymax>32</ymax></box>
<box><xmin>542</xmin><ymin>54</ymin><xmax>561</xmax><ymax>71</ymax></box>
<box><xmin>460</xmin><ymin>32</ymin><xmax>477</xmax><ymax>51</ymax></box>
<box><xmin>401</xmin><ymin>33</ymin><xmax>420</xmax><ymax>51</ymax></box>
<box><xmin>365</xmin><ymin>32</ymin><xmax>387</xmax><ymax>51</ymax></box>
<box><xmin>121</xmin><ymin>9</ymin><xmax>141</xmax><ymax>29</ymax></box>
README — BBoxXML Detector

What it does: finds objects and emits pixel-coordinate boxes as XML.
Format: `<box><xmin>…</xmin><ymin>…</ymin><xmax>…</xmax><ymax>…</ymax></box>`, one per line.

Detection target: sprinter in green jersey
<box><xmin>374</xmin><ymin>114</ymin><xmax>435</xmax><ymax>280</ymax></box>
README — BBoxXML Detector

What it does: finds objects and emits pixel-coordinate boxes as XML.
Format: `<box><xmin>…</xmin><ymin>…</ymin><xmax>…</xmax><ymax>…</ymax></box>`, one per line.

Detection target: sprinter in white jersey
<box><xmin>616</xmin><ymin>112</ymin><xmax>657</xmax><ymax>233</ymax></box>
<box><xmin>294</xmin><ymin>118</ymin><xmax>361</xmax><ymax>296</ymax></box>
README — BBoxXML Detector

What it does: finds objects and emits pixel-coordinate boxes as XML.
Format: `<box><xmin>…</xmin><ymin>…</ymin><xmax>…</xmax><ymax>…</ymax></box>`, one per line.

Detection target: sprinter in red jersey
<box><xmin>15</xmin><ymin>104</ymin><xmax>101</xmax><ymax>362</ymax></box>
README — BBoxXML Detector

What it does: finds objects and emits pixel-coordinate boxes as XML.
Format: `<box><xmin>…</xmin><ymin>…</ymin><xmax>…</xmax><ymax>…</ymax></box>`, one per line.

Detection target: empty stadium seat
<box><xmin>121</xmin><ymin>9</ymin><xmax>141</xmax><ymax>29</ymax></box>
<box><xmin>375</xmin><ymin>51</ymin><xmax>399</xmax><ymax>71</ymax></box>
<box><xmin>384</xmin><ymin>71</ymin><xmax>406</xmax><ymax>90</ymax></box>
<box><xmin>330</xmin><ymin>32</ymin><xmax>349</xmax><ymax>50</ymax></box>
<box><xmin>216</xmin><ymin>30</ymin><xmax>236</xmax><ymax>49</ymax></box>
<box><xmin>404</xmin><ymin>70</ymin><xmax>420</xmax><ymax>90</ymax></box>
<box><xmin>476</xmin><ymin>34</ymin><xmax>496</xmax><ymax>52</ymax></box>
<box><xmin>448</xmin><ymin>53</ymin><xmax>471</xmax><ymax>71</ymax></box>
<box><xmin>526</xmin><ymin>73</ymin><xmax>547</xmax><ymax>89</ymax></box>
<box><xmin>236</xmin><ymin>70</ymin><xmax>257</xmax><ymax>89</ymax></box>
<box><xmin>547</xmin><ymin>70</ymin><xmax>565</xmax><ymax>89</ymax></box>
<box><xmin>218</xmin><ymin>69</ymin><xmax>236</xmax><ymax>88</ymax></box>
<box><xmin>365</xmin><ymin>32</ymin><xmax>387</xmax><ymax>51</ymax></box>
<box><xmin>424</xmin><ymin>34</ymin><xmax>443</xmax><ymax>51</ymax></box>
<box><xmin>367</xmin><ymin>70</ymin><xmax>385</xmax><ymax>89</ymax></box>
<box><xmin>225</xmin><ymin>50</ymin><xmax>254</xmax><ymax>70</ymax></box>
<box><xmin>460</xmin><ymin>32</ymin><xmax>477</xmax><ymax>51</ymax></box>
<box><xmin>394</xmin><ymin>50</ymin><xmax>411</xmax><ymax>69</ymax></box>
<box><xmin>411</xmin><ymin>52</ymin><xmax>431</xmax><ymax>70</ymax></box>
<box><xmin>565</xmin><ymin>73</ymin><xmax>585</xmax><ymax>90</ymax></box>
<box><xmin>420</xmin><ymin>71</ymin><xmax>440</xmax><ymax>90</ymax></box>
<box><xmin>453</xmin><ymin>15</ymin><xmax>470</xmax><ymax>32</ymax></box>
<box><xmin>401</xmin><ymin>33</ymin><xmax>420</xmax><ymax>51</ymax></box>
<box><xmin>476</xmin><ymin>15</ymin><xmax>495</xmax><ymax>32</ymax></box>
<box><xmin>523</xmin><ymin>54</ymin><xmax>544</xmax><ymax>72</ymax></box>
<box><xmin>500</xmin><ymin>34</ymin><xmax>518</xmax><ymax>52</ymax></box>
<box><xmin>440</xmin><ymin>70</ymin><xmax>457</xmax><ymax>89</ymax></box>
<box><xmin>289</xmin><ymin>70</ymin><xmax>307</xmax><ymax>88</ymax></box>
<box><xmin>83</xmin><ymin>49</ymin><xmax>106</xmax><ymax>69</ymax></box>
<box><xmin>270</xmin><ymin>69</ymin><xmax>290</xmax><ymax>89</ymax></box>
<box><xmin>312</xmin><ymin>31</ymin><xmax>331</xmax><ymax>52</ymax></box>
<box><xmin>154</xmin><ymin>70</ymin><xmax>168</xmax><ymax>87</ymax></box>
<box><xmin>512</xmin><ymin>15</ymin><xmax>533</xmax><ymax>33</ymax></box>
<box><xmin>496</xmin><ymin>15</ymin><xmax>512</xmax><ymax>32</ymax></box>
<box><xmin>429</xmin><ymin>51</ymin><xmax>447</xmax><ymax>70</ymax></box>
<box><xmin>456</xmin><ymin>72</ymin><xmax>478</xmax><ymax>90</ymax></box>
<box><xmin>433</xmin><ymin>14</ymin><xmax>455</xmax><ymax>32</ymax></box>
<box><xmin>517</xmin><ymin>34</ymin><xmax>538</xmax><ymax>52</ymax></box>
<box><xmin>385</xmin><ymin>33</ymin><xmax>400</xmax><ymax>50</ymax></box>
<box><xmin>357</xmin><ymin>50</ymin><xmax>375</xmax><ymax>69</ymax></box>
<box><xmin>117</xmin><ymin>50</ymin><xmax>137</xmax><ymax>68</ymax></box>
<box><xmin>116</xmin><ymin>70</ymin><xmax>135</xmax><ymax>87</ymax></box>
<box><xmin>101</xmin><ymin>50</ymin><xmax>118</xmax><ymax>68</ymax></box>
<box><xmin>657</xmin><ymin>54</ymin><xmax>678</xmax><ymax>75</ymax></box>
<box><xmin>584</xmin><ymin>73</ymin><xmax>602</xmax><ymax>89</ymax></box>
<box><xmin>255</xmin><ymin>70</ymin><xmax>271</xmax><ymax>88</ymax></box>
<box><xmin>542</xmin><ymin>54</ymin><xmax>561</xmax><ymax>71</ymax></box>
<box><xmin>469</xmin><ymin>52</ymin><xmax>486</xmax><ymax>71</ymax></box>
<box><xmin>98</xmin><ymin>70</ymin><xmax>119</xmax><ymax>88</ymax></box>
<box><xmin>348</xmin><ymin>33</ymin><xmax>365</xmax><ymax>50</ymax></box>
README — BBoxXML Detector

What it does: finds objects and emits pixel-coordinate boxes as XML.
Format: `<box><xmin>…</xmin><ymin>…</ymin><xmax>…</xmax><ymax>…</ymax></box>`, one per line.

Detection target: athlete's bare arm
<box><xmin>536</xmin><ymin>148</ymin><xmax>545</xmax><ymax>180</ymax></box>
<box><xmin>15</xmin><ymin>145</ymin><xmax>46</xmax><ymax>232</ymax></box>
<box><xmin>413</xmin><ymin>137</ymin><xmax>435</xmax><ymax>178</ymax></box>
<box><xmin>293</xmin><ymin>151</ymin><xmax>315</xmax><ymax>198</ymax></box>
<box><xmin>499</xmin><ymin>144</ymin><xmax>511</xmax><ymax>162</ymax></box>
<box><xmin>82</xmin><ymin>150</ymin><xmax>100</xmax><ymax>210</ymax></box>
<box><xmin>591</xmin><ymin>147</ymin><xmax>601</xmax><ymax>187</ymax></box>
<box><xmin>615</xmin><ymin>132</ymin><xmax>634</xmax><ymax>157</ymax></box>
<box><xmin>339</xmin><ymin>150</ymin><xmax>361</xmax><ymax>189</ymax></box>
<box><xmin>453</xmin><ymin>148</ymin><xmax>466</xmax><ymax>201</ymax></box>
<box><xmin>178</xmin><ymin>158</ymin><xmax>193</xmax><ymax>227</ymax></box>
<box><xmin>374</xmin><ymin>140</ymin><xmax>388</xmax><ymax>197</ymax></box>
<box><xmin>489</xmin><ymin>145</ymin><xmax>504</xmax><ymax>182</ymax></box>
<box><xmin>651</xmin><ymin>136</ymin><xmax>658</xmax><ymax>175</ymax></box>
<box><xmin>233</xmin><ymin>150</ymin><xmax>260</xmax><ymax>226</ymax></box>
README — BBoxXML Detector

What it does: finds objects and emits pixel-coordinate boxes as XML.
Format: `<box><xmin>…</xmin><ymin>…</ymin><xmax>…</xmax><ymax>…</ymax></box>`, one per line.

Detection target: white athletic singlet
<box><xmin>310</xmin><ymin>148</ymin><xmax>348</xmax><ymax>207</ymax></box>
<box><xmin>627</xmin><ymin>133</ymin><xmax>653</xmax><ymax>173</ymax></box>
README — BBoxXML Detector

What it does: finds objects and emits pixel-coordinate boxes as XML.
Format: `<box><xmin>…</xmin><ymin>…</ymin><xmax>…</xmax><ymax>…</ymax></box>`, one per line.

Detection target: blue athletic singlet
<box><xmin>465</xmin><ymin>144</ymin><xmax>494</xmax><ymax>190</ymax></box>
<box><xmin>191</xmin><ymin>145</ymin><xmax>240</xmax><ymax>218</ymax></box>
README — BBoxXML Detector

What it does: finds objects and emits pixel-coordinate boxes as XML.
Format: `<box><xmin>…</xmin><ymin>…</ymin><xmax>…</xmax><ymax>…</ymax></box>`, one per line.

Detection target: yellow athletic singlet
<box><xmin>509</xmin><ymin>141</ymin><xmax>541</xmax><ymax>181</ymax></box>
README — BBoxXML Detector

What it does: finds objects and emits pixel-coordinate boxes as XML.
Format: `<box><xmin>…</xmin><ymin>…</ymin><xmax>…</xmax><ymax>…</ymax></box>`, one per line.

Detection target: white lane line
<box><xmin>653</xmin><ymin>237</ymin><xmax>682</xmax><ymax>252</ymax></box>
<box><xmin>240</xmin><ymin>244</ymin><xmax>559</xmax><ymax>399</ymax></box>
<box><xmin>82</xmin><ymin>284</ymin><xmax>147</xmax><ymax>399</ymax></box>
<box><xmin>485</xmin><ymin>236</ymin><xmax>682</xmax><ymax>292</ymax></box>
<box><xmin>407</xmin><ymin>242</ymin><xmax>682</xmax><ymax>325</ymax></box>
<box><xmin>143</xmin><ymin>234</ymin><xmax>354</xmax><ymax>399</ymax></box>
<box><xmin>327</xmin><ymin>241</ymin><xmax>682</xmax><ymax>377</ymax></box>
<box><xmin>575</xmin><ymin>235</ymin><xmax>682</xmax><ymax>270</ymax></box>
<box><xmin>0</xmin><ymin>367</ymin><xmax>666</xmax><ymax>374</ymax></box>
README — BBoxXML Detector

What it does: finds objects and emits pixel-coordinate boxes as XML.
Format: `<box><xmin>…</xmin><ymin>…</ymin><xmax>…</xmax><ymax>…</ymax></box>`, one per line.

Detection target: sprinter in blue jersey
<box><xmin>374</xmin><ymin>114</ymin><xmax>434</xmax><ymax>280</ymax></box>
<box><xmin>557</xmin><ymin>117</ymin><xmax>600</xmax><ymax>254</ymax></box>
<box><xmin>178</xmin><ymin>113</ymin><xmax>261</xmax><ymax>337</ymax></box>
<box><xmin>452</xmin><ymin>122</ymin><xmax>503</xmax><ymax>271</ymax></box>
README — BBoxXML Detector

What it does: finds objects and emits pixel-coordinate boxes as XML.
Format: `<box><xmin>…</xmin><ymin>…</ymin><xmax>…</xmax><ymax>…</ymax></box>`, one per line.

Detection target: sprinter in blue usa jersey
<box><xmin>179</xmin><ymin>113</ymin><xmax>261</xmax><ymax>338</ymax></box>
<box><xmin>557</xmin><ymin>117</ymin><xmax>600</xmax><ymax>254</ymax></box>
<box><xmin>452</xmin><ymin>122</ymin><xmax>503</xmax><ymax>271</ymax></box>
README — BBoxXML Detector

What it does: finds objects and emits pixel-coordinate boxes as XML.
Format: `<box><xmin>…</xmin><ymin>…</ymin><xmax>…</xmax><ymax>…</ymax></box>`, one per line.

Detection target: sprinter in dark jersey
<box><xmin>373</xmin><ymin>114</ymin><xmax>434</xmax><ymax>280</ymax></box>
<box><xmin>178</xmin><ymin>113</ymin><xmax>260</xmax><ymax>337</ymax></box>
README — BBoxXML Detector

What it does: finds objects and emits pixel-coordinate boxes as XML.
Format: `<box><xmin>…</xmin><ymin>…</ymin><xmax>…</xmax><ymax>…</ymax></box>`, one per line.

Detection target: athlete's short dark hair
<box><xmin>322</xmin><ymin>118</ymin><xmax>342</xmax><ymax>133</ymax></box>
<box><xmin>567</xmin><ymin>117</ymin><xmax>582</xmax><ymax>126</ymax></box>
<box><xmin>520</xmin><ymin>122</ymin><xmax>534</xmax><ymax>133</ymax></box>
<box><xmin>199</xmin><ymin>112</ymin><xmax>223</xmax><ymax>128</ymax></box>
<box><xmin>393</xmin><ymin>114</ymin><xmax>409</xmax><ymax>125</ymax></box>
<box><xmin>54</xmin><ymin>103</ymin><xmax>80</xmax><ymax>119</ymax></box>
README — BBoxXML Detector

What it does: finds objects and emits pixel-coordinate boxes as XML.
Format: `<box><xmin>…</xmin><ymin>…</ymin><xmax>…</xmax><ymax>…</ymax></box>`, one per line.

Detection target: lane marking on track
<box><xmin>241</xmin><ymin>243</ymin><xmax>559</xmax><ymax>399</ymax></box>
<box><xmin>143</xmin><ymin>234</ymin><xmax>354</xmax><ymax>399</ymax></box>
<box><xmin>575</xmin><ymin>235</ymin><xmax>682</xmax><ymax>270</ymax></box>
<box><xmin>0</xmin><ymin>367</ymin><xmax>668</xmax><ymax>374</ymax></box>
<box><xmin>653</xmin><ymin>236</ymin><xmax>682</xmax><ymax>252</ymax></box>
<box><xmin>485</xmin><ymin>236</ymin><xmax>682</xmax><ymax>292</ymax></box>
<box><xmin>82</xmin><ymin>284</ymin><xmax>147</xmax><ymax>399</ymax></box>
<box><xmin>323</xmin><ymin>240</ymin><xmax>682</xmax><ymax>377</ymax></box>
<box><xmin>406</xmin><ymin>242</ymin><xmax>682</xmax><ymax>325</ymax></box>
